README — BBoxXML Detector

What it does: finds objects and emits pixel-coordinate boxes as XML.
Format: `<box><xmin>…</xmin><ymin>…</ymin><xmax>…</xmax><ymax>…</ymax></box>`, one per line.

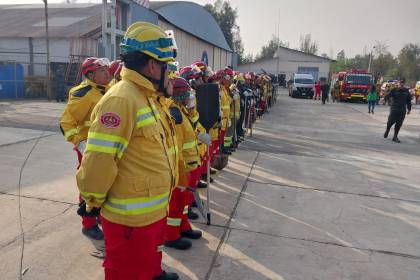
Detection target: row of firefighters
<box><xmin>59</xmin><ymin>22</ymin><xmax>275</xmax><ymax>280</ymax></box>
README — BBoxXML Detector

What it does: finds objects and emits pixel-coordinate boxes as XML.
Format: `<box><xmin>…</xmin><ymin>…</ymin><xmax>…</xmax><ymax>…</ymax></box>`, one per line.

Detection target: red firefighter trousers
<box><xmin>165</xmin><ymin>168</ymin><xmax>201</xmax><ymax>241</ymax></box>
<box><xmin>74</xmin><ymin>146</ymin><xmax>97</xmax><ymax>229</ymax></box>
<box><xmin>102</xmin><ymin>217</ymin><xmax>166</xmax><ymax>280</ymax></box>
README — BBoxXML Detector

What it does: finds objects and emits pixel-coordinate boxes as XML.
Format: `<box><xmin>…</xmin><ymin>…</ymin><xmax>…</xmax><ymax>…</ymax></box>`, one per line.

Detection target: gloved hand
<box><xmin>227</xmin><ymin>119</ymin><xmax>232</xmax><ymax>127</ymax></box>
<box><xmin>78</xmin><ymin>140</ymin><xmax>87</xmax><ymax>154</ymax></box>
<box><xmin>197</xmin><ymin>132</ymin><xmax>211</xmax><ymax>145</ymax></box>
<box><xmin>77</xmin><ymin>201</ymin><xmax>101</xmax><ymax>217</ymax></box>
<box><xmin>219</xmin><ymin>110</ymin><xmax>223</xmax><ymax>118</ymax></box>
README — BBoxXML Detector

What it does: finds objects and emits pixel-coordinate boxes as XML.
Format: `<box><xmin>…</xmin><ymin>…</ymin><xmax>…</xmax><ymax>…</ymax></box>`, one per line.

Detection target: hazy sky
<box><xmin>2</xmin><ymin>0</ymin><xmax>419</xmax><ymax>58</ymax></box>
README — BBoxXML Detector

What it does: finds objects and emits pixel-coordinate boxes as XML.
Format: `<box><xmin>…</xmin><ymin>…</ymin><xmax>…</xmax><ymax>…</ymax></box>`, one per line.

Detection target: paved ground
<box><xmin>1</xmin><ymin>90</ymin><xmax>420</xmax><ymax>280</ymax></box>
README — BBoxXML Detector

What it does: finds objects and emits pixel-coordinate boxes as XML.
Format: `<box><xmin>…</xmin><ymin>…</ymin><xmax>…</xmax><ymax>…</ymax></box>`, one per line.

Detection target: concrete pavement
<box><xmin>1</xmin><ymin>92</ymin><xmax>420</xmax><ymax>279</ymax></box>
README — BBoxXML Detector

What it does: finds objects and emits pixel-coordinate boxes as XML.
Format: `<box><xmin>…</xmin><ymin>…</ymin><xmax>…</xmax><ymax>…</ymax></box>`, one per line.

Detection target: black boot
<box><xmin>153</xmin><ymin>271</ymin><xmax>179</xmax><ymax>280</ymax></box>
<box><xmin>82</xmin><ymin>225</ymin><xmax>104</xmax><ymax>240</ymax></box>
<box><xmin>197</xmin><ymin>181</ymin><xmax>208</xmax><ymax>188</ymax></box>
<box><xmin>164</xmin><ymin>237</ymin><xmax>192</xmax><ymax>250</ymax></box>
<box><xmin>384</xmin><ymin>128</ymin><xmax>390</xmax><ymax>138</ymax></box>
<box><xmin>181</xmin><ymin>229</ymin><xmax>202</xmax><ymax>240</ymax></box>
<box><xmin>188</xmin><ymin>207</ymin><xmax>199</xmax><ymax>220</ymax></box>
<box><xmin>210</xmin><ymin>168</ymin><xmax>217</xmax><ymax>175</ymax></box>
<box><xmin>392</xmin><ymin>136</ymin><xmax>401</xmax><ymax>143</ymax></box>
<box><xmin>201</xmin><ymin>174</ymin><xmax>214</xmax><ymax>183</ymax></box>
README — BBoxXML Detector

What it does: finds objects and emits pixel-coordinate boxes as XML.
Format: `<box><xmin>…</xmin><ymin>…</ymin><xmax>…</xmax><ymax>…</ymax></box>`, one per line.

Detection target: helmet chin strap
<box><xmin>142</xmin><ymin>65</ymin><xmax>170</xmax><ymax>97</ymax></box>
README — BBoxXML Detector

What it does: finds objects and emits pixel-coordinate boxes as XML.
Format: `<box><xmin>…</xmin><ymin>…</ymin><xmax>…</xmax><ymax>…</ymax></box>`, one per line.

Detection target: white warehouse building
<box><xmin>237</xmin><ymin>46</ymin><xmax>334</xmax><ymax>81</ymax></box>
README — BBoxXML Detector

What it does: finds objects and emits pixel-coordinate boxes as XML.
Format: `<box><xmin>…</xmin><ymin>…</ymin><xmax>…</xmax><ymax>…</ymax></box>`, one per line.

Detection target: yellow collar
<box><xmin>82</xmin><ymin>78</ymin><xmax>109</xmax><ymax>94</ymax></box>
<box><xmin>121</xmin><ymin>67</ymin><xmax>158</xmax><ymax>96</ymax></box>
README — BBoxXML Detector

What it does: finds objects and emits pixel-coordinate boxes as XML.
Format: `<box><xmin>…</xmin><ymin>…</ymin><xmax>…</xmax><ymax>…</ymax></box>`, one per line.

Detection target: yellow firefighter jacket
<box><xmin>108</xmin><ymin>78</ymin><xmax>120</xmax><ymax>88</ymax></box>
<box><xmin>220</xmin><ymin>85</ymin><xmax>231</xmax><ymax>130</ymax></box>
<box><xmin>60</xmin><ymin>79</ymin><xmax>108</xmax><ymax>145</ymax></box>
<box><xmin>168</xmin><ymin>102</ymin><xmax>200</xmax><ymax>187</ymax></box>
<box><xmin>76</xmin><ymin>67</ymin><xmax>179</xmax><ymax>227</ymax></box>
<box><xmin>185</xmin><ymin>107</ymin><xmax>207</xmax><ymax>158</ymax></box>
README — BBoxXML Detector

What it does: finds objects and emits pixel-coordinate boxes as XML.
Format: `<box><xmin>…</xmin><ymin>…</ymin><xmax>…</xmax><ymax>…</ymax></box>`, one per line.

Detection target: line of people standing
<box><xmin>59</xmin><ymin>21</ymin><xmax>273</xmax><ymax>280</ymax></box>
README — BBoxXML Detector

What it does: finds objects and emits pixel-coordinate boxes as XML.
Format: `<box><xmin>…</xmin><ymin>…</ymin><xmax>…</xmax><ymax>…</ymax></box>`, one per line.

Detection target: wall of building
<box><xmin>0</xmin><ymin>37</ymin><xmax>97</xmax><ymax>76</ymax></box>
<box><xmin>158</xmin><ymin>19</ymin><xmax>231</xmax><ymax>69</ymax></box>
<box><xmin>237</xmin><ymin>59</ymin><xmax>330</xmax><ymax>81</ymax></box>
<box><xmin>238</xmin><ymin>48</ymin><xmax>331</xmax><ymax>80</ymax></box>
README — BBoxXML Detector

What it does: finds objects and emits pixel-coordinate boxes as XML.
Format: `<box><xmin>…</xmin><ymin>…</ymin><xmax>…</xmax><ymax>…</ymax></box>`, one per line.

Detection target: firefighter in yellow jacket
<box><xmin>107</xmin><ymin>60</ymin><xmax>123</xmax><ymax>88</ymax></box>
<box><xmin>76</xmin><ymin>22</ymin><xmax>179</xmax><ymax>280</ymax></box>
<box><xmin>164</xmin><ymin>77</ymin><xmax>206</xmax><ymax>250</ymax></box>
<box><xmin>59</xmin><ymin>56</ymin><xmax>110</xmax><ymax>240</ymax></box>
<box><xmin>218</xmin><ymin>68</ymin><xmax>234</xmax><ymax>154</ymax></box>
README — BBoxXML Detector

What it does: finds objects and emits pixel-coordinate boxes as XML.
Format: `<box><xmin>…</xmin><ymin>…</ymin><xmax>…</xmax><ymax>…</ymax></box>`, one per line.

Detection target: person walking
<box><xmin>384</xmin><ymin>78</ymin><xmax>412</xmax><ymax>143</ymax></box>
<box><xmin>320</xmin><ymin>79</ymin><xmax>330</xmax><ymax>105</ymax></box>
<box><xmin>367</xmin><ymin>85</ymin><xmax>378</xmax><ymax>114</ymax></box>
<box><xmin>314</xmin><ymin>80</ymin><xmax>321</xmax><ymax>100</ymax></box>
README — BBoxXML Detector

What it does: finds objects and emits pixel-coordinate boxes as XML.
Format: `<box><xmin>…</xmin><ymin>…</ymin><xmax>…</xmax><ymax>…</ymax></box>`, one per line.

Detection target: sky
<box><xmin>1</xmin><ymin>0</ymin><xmax>419</xmax><ymax>58</ymax></box>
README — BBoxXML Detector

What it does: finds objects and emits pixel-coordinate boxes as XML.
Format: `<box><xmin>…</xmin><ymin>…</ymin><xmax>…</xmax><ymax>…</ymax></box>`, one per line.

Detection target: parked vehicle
<box><xmin>330</xmin><ymin>69</ymin><xmax>373</xmax><ymax>102</ymax></box>
<box><xmin>288</xmin><ymin>73</ymin><xmax>315</xmax><ymax>98</ymax></box>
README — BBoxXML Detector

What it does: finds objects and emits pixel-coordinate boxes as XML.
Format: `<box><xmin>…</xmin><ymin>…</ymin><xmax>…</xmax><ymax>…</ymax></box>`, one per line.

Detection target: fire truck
<box><xmin>331</xmin><ymin>69</ymin><xmax>373</xmax><ymax>102</ymax></box>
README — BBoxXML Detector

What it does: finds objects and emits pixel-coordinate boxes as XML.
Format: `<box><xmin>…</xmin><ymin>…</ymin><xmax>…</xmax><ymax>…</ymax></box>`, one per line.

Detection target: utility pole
<box><xmin>102</xmin><ymin>0</ymin><xmax>108</xmax><ymax>57</ymax></box>
<box><xmin>276</xmin><ymin>8</ymin><xmax>280</xmax><ymax>78</ymax></box>
<box><xmin>43</xmin><ymin>0</ymin><xmax>51</xmax><ymax>100</ymax></box>
<box><xmin>110</xmin><ymin>0</ymin><xmax>116</xmax><ymax>60</ymax></box>
<box><xmin>368</xmin><ymin>46</ymin><xmax>376</xmax><ymax>73</ymax></box>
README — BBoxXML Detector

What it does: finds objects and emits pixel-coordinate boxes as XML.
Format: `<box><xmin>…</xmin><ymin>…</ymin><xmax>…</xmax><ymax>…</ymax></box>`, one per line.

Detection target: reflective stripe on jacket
<box><xmin>60</xmin><ymin>79</ymin><xmax>108</xmax><ymax>145</ymax></box>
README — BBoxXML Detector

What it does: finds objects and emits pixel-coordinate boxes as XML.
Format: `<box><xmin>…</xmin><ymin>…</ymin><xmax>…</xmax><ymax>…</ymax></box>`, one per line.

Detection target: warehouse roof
<box><xmin>0</xmin><ymin>4</ymin><xmax>102</xmax><ymax>38</ymax></box>
<box><xmin>0</xmin><ymin>2</ymin><xmax>232</xmax><ymax>52</ymax></box>
<box><xmin>149</xmin><ymin>1</ymin><xmax>232</xmax><ymax>52</ymax></box>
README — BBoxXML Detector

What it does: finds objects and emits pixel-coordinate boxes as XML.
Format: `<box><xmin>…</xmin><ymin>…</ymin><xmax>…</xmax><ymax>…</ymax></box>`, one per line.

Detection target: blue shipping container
<box><xmin>0</xmin><ymin>63</ymin><xmax>24</xmax><ymax>99</ymax></box>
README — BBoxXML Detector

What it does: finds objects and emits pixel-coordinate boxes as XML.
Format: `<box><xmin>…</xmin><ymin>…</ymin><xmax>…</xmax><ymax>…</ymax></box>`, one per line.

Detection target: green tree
<box><xmin>254</xmin><ymin>35</ymin><xmax>289</xmax><ymax>61</ymax></box>
<box><xmin>369</xmin><ymin>42</ymin><xmax>397</xmax><ymax>79</ymax></box>
<box><xmin>299</xmin><ymin>34</ymin><xmax>318</xmax><ymax>55</ymax></box>
<box><xmin>204</xmin><ymin>0</ymin><xmax>245</xmax><ymax>62</ymax></box>
<box><xmin>241</xmin><ymin>54</ymin><xmax>254</xmax><ymax>64</ymax></box>
<box><xmin>337</xmin><ymin>50</ymin><xmax>345</xmax><ymax>60</ymax></box>
<box><xmin>398</xmin><ymin>43</ymin><xmax>420</xmax><ymax>82</ymax></box>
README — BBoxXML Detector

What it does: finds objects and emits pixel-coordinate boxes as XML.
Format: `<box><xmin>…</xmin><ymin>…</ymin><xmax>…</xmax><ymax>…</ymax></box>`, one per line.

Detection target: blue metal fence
<box><xmin>0</xmin><ymin>63</ymin><xmax>24</xmax><ymax>99</ymax></box>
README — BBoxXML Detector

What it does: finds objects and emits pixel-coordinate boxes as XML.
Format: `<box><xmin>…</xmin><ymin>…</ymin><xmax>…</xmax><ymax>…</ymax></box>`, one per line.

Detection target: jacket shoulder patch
<box><xmin>72</xmin><ymin>85</ymin><xmax>92</xmax><ymax>97</ymax></box>
<box><xmin>169</xmin><ymin>107</ymin><xmax>183</xmax><ymax>124</ymax></box>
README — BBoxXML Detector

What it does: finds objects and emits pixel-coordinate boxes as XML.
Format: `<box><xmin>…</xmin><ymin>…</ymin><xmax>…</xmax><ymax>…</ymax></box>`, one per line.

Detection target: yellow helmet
<box><xmin>168</xmin><ymin>61</ymin><xmax>179</xmax><ymax>79</ymax></box>
<box><xmin>234</xmin><ymin>73</ymin><xmax>245</xmax><ymax>84</ymax></box>
<box><xmin>120</xmin><ymin>22</ymin><xmax>177</xmax><ymax>63</ymax></box>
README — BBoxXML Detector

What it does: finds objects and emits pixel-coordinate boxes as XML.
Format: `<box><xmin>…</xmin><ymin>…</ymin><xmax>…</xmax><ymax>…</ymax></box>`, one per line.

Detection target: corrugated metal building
<box><xmin>149</xmin><ymin>1</ymin><xmax>232</xmax><ymax>69</ymax></box>
<box><xmin>0</xmin><ymin>3</ymin><xmax>102</xmax><ymax>76</ymax></box>
<box><xmin>237</xmin><ymin>46</ymin><xmax>334</xmax><ymax>81</ymax></box>
<box><xmin>0</xmin><ymin>1</ymin><xmax>232</xmax><ymax>77</ymax></box>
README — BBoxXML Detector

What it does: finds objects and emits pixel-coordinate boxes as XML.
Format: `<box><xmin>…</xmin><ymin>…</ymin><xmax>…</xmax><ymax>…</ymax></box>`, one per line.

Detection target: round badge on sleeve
<box><xmin>100</xmin><ymin>112</ymin><xmax>121</xmax><ymax>128</ymax></box>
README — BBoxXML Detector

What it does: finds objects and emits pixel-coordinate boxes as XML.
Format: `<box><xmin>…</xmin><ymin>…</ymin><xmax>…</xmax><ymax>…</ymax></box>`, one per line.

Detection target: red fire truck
<box><xmin>331</xmin><ymin>69</ymin><xmax>373</xmax><ymax>102</ymax></box>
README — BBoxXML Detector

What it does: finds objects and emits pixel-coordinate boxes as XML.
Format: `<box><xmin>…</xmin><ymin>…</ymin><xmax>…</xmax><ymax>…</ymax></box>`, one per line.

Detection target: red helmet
<box><xmin>216</xmin><ymin>68</ymin><xmax>232</xmax><ymax>81</ymax></box>
<box><xmin>224</xmin><ymin>67</ymin><xmax>234</xmax><ymax>77</ymax></box>
<box><xmin>108</xmin><ymin>60</ymin><xmax>122</xmax><ymax>76</ymax></box>
<box><xmin>179</xmin><ymin>66</ymin><xmax>201</xmax><ymax>80</ymax></box>
<box><xmin>191</xmin><ymin>61</ymin><xmax>207</xmax><ymax>73</ymax></box>
<box><xmin>81</xmin><ymin>57</ymin><xmax>110</xmax><ymax>76</ymax></box>
<box><xmin>172</xmin><ymin>77</ymin><xmax>192</xmax><ymax>99</ymax></box>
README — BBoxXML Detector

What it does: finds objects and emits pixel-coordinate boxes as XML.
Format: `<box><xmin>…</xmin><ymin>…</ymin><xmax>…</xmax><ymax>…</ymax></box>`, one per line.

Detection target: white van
<box><xmin>288</xmin><ymin>73</ymin><xmax>315</xmax><ymax>98</ymax></box>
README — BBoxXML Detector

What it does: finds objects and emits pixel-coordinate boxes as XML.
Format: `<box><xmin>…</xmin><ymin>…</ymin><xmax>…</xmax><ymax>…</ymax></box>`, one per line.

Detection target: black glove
<box><xmin>77</xmin><ymin>201</ymin><xmax>101</xmax><ymax>217</ymax></box>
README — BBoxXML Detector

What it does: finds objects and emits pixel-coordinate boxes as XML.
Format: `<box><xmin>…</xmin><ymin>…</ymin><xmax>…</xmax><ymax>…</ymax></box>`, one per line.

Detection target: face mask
<box><xmin>185</xmin><ymin>94</ymin><xmax>196</xmax><ymax>109</ymax></box>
